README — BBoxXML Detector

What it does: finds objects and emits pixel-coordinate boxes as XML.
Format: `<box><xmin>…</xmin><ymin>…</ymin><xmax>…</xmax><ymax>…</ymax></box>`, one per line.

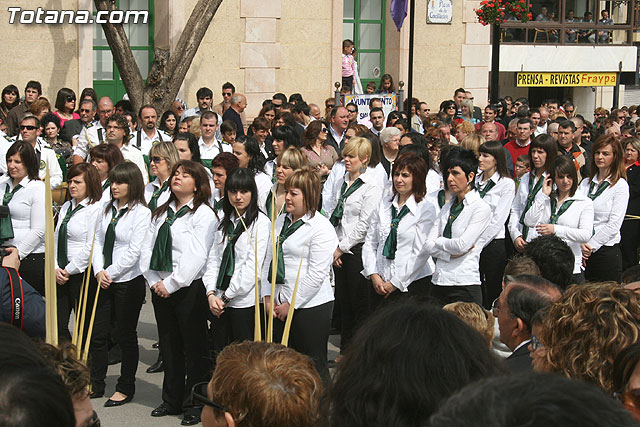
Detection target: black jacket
<box><xmin>0</xmin><ymin>268</ymin><xmax>45</xmax><ymax>338</ymax></box>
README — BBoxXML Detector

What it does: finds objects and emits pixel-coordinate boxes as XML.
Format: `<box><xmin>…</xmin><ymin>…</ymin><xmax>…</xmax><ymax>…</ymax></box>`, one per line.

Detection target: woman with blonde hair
<box><xmin>443</xmin><ymin>302</ymin><xmax>494</xmax><ymax>346</ymax></box>
<box><xmin>460</xmin><ymin>133</ymin><xmax>484</xmax><ymax>156</ymax></box>
<box><xmin>454</xmin><ymin>120</ymin><xmax>476</xmax><ymax>143</ymax></box>
<box><xmin>266</xmin><ymin>146</ymin><xmax>308</xmax><ymax>219</ymax></box>
<box><xmin>262</xmin><ymin>168</ymin><xmax>338</xmax><ymax>383</ymax></box>
<box><xmin>145</xmin><ymin>141</ymin><xmax>181</xmax><ymax>211</ymax></box>
<box><xmin>540</xmin><ymin>282</ymin><xmax>640</xmax><ymax>394</ymax></box>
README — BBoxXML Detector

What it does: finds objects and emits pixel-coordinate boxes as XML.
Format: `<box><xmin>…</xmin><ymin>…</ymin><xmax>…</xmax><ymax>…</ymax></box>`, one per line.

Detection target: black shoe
<box><xmin>181</xmin><ymin>414</ymin><xmax>201</xmax><ymax>426</ymax></box>
<box><xmin>152</xmin><ymin>342</ymin><xmax>160</xmax><ymax>349</ymax></box>
<box><xmin>151</xmin><ymin>404</ymin><xmax>180</xmax><ymax>417</ymax></box>
<box><xmin>104</xmin><ymin>395</ymin><xmax>133</xmax><ymax>407</ymax></box>
<box><xmin>146</xmin><ymin>359</ymin><xmax>164</xmax><ymax>373</ymax></box>
<box><xmin>89</xmin><ymin>391</ymin><xmax>104</xmax><ymax>399</ymax></box>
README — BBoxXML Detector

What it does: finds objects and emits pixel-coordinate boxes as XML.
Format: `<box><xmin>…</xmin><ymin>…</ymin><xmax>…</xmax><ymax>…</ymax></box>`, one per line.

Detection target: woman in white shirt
<box><xmin>509</xmin><ymin>134</ymin><xmax>558</xmax><ymax>252</ymax></box>
<box><xmin>141</xmin><ymin>160</ymin><xmax>217</xmax><ymax>423</ymax></box>
<box><xmin>54</xmin><ymin>163</ymin><xmax>103</xmax><ymax>341</ymax></box>
<box><xmin>265</xmin><ymin>147</ymin><xmax>308</xmax><ymax>220</ymax></box>
<box><xmin>578</xmin><ymin>135</ymin><xmax>629</xmax><ymax>282</ymax></box>
<box><xmin>89</xmin><ymin>143</ymin><xmax>124</xmax><ymax>204</ymax></box>
<box><xmin>328</xmin><ymin>136</ymin><xmax>384</xmax><ymax>355</ymax></box>
<box><xmin>232</xmin><ymin>136</ymin><xmax>271</xmax><ymax>210</ymax></box>
<box><xmin>91</xmin><ymin>162</ymin><xmax>150</xmax><ymax>405</ymax></box>
<box><xmin>262</xmin><ymin>168</ymin><xmax>338</xmax><ymax>383</ymax></box>
<box><xmin>145</xmin><ymin>141</ymin><xmax>179</xmax><ymax>212</ymax></box>
<box><xmin>203</xmin><ymin>168</ymin><xmax>269</xmax><ymax>354</ymax></box>
<box><xmin>0</xmin><ymin>141</ymin><xmax>45</xmax><ymax>294</ymax></box>
<box><xmin>210</xmin><ymin>152</ymin><xmax>239</xmax><ymax>214</ymax></box>
<box><xmin>362</xmin><ymin>152</ymin><xmax>437</xmax><ymax>301</ymax></box>
<box><xmin>476</xmin><ymin>141</ymin><xmax>516</xmax><ymax>307</ymax></box>
<box><xmin>525</xmin><ymin>156</ymin><xmax>594</xmax><ymax>284</ymax></box>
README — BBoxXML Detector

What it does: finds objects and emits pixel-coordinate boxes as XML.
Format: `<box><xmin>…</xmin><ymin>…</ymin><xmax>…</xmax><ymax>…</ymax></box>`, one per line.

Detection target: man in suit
<box><xmin>495</xmin><ymin>275</ymin><xmax>561</xmax><ymax>372</ymax></box>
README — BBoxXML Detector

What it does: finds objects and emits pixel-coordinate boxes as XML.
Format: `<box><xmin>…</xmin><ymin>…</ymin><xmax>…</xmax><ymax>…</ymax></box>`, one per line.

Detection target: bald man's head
<box><xmin>97</xmin><ymin>97</ymin><xmax>115</xmax><ymax>125</ymax></box>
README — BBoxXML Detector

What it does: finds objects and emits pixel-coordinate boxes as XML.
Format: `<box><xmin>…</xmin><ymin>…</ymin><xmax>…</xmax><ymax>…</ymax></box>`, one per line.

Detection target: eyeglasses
<box><xmin>86</xmin><ymin>410</ymin><xmax>101</xmax><ymax>427</ymax></box>
<box><xmin>190</xmin><ymin>382</ymin><xmax>230</xmax><ymax>413</ymax></box>
<box><xmin>150</xmin><ymin>157</ymin><xmax>165</xmax><ymax>164</ymax></box>
<box><xmin>66</xmin><ymin>96</ymin><xmax>76</xmax><ymax>102</ymax></box>
<box><xmin>347</xmin><ymin>109</ymin><xmax>357</xmax><ymax>113</ymax></box>
<box><xmin>530</xmin><ymin>335</ymin><xmax>544</xmax><ymax>351</ymax></box>
<box><xmin>565</xmin><ymin>109</ymin><xmax>574</xmax><ymax>113</ymax></box>
<box><xmin>491</xmin><ymin>297</ymin><xmax>501</xmax><ymax>315</ymax></box>
<box><xmin>321</xmin><ymin>128</ymin><xmax>328</xmax><ymax>133</ymax></box>
<box><xmin>19</xmin><ymin>125</ymin><xmax>37</xmax><ymax>130</ymax></box>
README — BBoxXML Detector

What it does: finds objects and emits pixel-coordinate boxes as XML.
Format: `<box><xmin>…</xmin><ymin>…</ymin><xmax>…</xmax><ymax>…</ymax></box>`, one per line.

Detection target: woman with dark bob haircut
<box><xmin>0</xmin><ymin>141</ymin><xmax>45</xmax><ymax>295</ymax></box>
<box><xmin>362</xmin><ymin>153</ymin><xmax>437</xmax><ymax>300</ymax></box>
<box><xmin>329</xmin><ymin>300</ymin><xmax>506</xmax><ymax>427</ymax></box>
<box><xmin>89</xmin><ymin>143</ymin><xmax>125</xmax><ymax>203</ymax></box>
<box><xmin>509</xmin><ymin>133</ymin><xmax>558</xmax><ymax>252</ymax></box>
<box><xmin>141</xmin><ymin>160</ymin><xmax>217</xmax><ymax>424</ymax></box>
<box><xmin>0</xmin><ymin>84</ymin><xmax>19</xmax><ymax>125</ymax></box>
<box><xmin>53</xmin><ymin>87</ymin><xmax>79</xmax><ymax>128</ymax></box>
<box><xmin>173</xmin><ymin>132</ymin><xmax>202</xmax><ymax>164</ymax></box>
<box><xmin>232</xmin><ymin>135</ymin><xmax>271</xmax><ymax>210</ymax></box>
<box><xmin>91</xmin><ymin>162</ymin><xmax>150</xmax><ymax>404</ymax></box>
<box><xmin>204</xmin><ymin>168</ymin><xmax>270</xmax><ymax>357</ymax></box>
<box><xmin>54</xmin><ymin>163</ymin><xmax>103</xmax><ymax>341</ymax></box>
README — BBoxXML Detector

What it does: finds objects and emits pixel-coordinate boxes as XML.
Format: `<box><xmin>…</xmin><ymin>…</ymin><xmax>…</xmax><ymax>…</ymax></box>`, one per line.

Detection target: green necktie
<box><xmin>268</xmin><ymin>217</ymin><xmax>305</xmax><ymax>284</ymax></box>
<box><xmin>588</xmin><ymin>180</ymin><xmax>610</xmax><ymax>200</ymax></box>
<box><xmin>477</xmin><ymin>179</ymin><xmax>496</xmax><ymax>198</ymax></box>
<box><xmin>57</xmin><ymin>203</ymin><xmax>84</xmax><ymax>268</ymax></box>
<box><xmin>520</xmin><ymin>174</ymin><xmax>545</xmax><ymax>241</ymax></box>
<box><xmin>382</xmin><ymin>204</ymin><xmax>411</xmax><ymax>259</ymax></box>
<box><xmin>271</xmin><ymin>162</ymin><xmax>277</xmax><ymax>184</ymax></box>
<box><xmin>215</xmin><ymin>220</ymin><xmax>245</xmax><ymax>291</ymax></box>
<box><xmin>0</xmin><ymin>183</ymin><xmax>22</xmax><ymax>241</ymax></box>
<box><xmin>443</xmin><ymin>198</ymin><xmax>464</xmax><ymax>239</ymax></box>
<box><xmin>102</xmin><ymin>179</ymin><xmax>110</xmax><ymax>192</ymax></box>
<box><xmin>149</xmin><ymin>205</ymin><xmax>191</xmax><ymax>272</ymax></box>
<box><xmin>102</xmin><ymin>206</ymin><xmax>128</xmax><ymax>268</ymax></box>
<box><xmin>213</xmin><ymin>197</ymin><xmax>224</xmax><ymax>211</ymax></box>
<box><xmin>148</xmin><ymin>180</ymin><xmax>169</xmax><ymax>211</ymax></box>
<box><xmin>437</xmin><ymin>189</ymin><xmax>446</xmax><ymax>209</ymax></box>
<box><xmin>266</xmin><ymin>190</ymin><xmax>275</xmax><ymax>219</ymax></box>
<box><xmin>549</xmin><ymin>197</ymin><xmax>575</xmax><ymax>224</ymax></box>
<box><xmin>329</xmin><ymin>178</ymin><xmax>364</xmax><ymax>226</ymax></box>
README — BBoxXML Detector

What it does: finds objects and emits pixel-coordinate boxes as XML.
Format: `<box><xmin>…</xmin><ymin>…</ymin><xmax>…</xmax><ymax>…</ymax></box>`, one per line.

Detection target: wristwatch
<box><xmin>221</xmin><ymin>293</ymin><xmax>231</xmax><ymax>305</ymax></box>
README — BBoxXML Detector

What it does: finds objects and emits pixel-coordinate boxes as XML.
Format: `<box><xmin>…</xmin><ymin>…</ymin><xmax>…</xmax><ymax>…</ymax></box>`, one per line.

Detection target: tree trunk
<box><xmin>94</xmin><ymin>0</ymin><xmax>223</xmax><ymax>114</ymax></box>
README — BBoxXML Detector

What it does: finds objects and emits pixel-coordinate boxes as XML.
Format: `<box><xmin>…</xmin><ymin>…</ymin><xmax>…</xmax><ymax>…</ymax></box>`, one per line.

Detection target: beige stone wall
<box><xmin>0</xmin><ymin>0</ymin><xmax>79</xmax><ymax>100</ymax></box>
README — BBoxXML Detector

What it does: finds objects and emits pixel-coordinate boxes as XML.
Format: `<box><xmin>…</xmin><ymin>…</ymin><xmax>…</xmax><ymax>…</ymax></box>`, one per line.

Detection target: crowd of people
<box><xmin>1</xmin><ymin>77</ymin><xmax>640</xmax><ymax>427</ymax></box>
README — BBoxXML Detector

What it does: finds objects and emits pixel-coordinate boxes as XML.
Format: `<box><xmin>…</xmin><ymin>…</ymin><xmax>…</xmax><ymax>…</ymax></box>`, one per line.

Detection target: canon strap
<box><xmin>4</xmin><ymin>267</ymin><xmax>23</xmax><ymax>330</ymax></box>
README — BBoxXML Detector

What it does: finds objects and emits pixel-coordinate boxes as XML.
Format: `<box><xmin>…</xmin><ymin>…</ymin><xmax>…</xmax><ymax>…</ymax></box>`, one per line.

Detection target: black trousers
<box><xmin>430</xmin><ymin>284</ymin><xmax>483</xmax><ymax>306</ymax></box>
<box><xmin>57</xmin><ymin>273</ymin><xmax>84</xmax><ymax>341</ymax></box>
<box><xmin>19</xmin><ymin>252</ymin><xmax>45</xmax><ymax>296</ymax></box>
<box><xmin>211</xmin><ymin>306</ymin><xmax>255</xmax><ymax>356</ymax></box>
<box><xmin>152</xmin><ymin>279</ymin><xmax>209</xmax><ymax>414</ymax></box>
<box><xmin>273</xmin><ymin>301</ymin><xmax>333</xmax><ymax>385</ymax></box>
<box><xmin>620</xmin><ymin>219</ymin><xmax>640</xmax><ymax>271</ymax></box>
<box><xmin>334</xmin><ymin>243</ymin><xmax>373</xmax><ymax>353</ymax></box>
<box><xmin>371</xmin><ymin>275</ymin><xmax>434</xmax><ymax>306</ymax></box>
<box><xmin>585</xmin><ymin>244</ymin><xmax>623</xmax><ymax>283</ymax></box>
<box><xmin>479</xmin><ymin>239</ymin><xmax>507</xmax><ymax>308</ymax></box>
<box><xmin>89</xmin><ymin>275</ymin><xmax>146</xmax><ymax>396</ymax></box>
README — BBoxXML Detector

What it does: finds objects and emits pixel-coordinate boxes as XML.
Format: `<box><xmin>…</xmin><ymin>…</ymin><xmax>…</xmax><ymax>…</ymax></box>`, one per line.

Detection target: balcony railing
<box><xmin>500</xmin><ymin>21</ymin><xmax>634</xmax><ymax>45</ymax></box>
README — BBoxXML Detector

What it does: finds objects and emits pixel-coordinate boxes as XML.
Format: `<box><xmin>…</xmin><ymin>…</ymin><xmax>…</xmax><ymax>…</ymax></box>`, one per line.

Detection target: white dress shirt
<box><xmin>577</xmin><ymin>176</ymin><xmax>629</xmax><ymax>252</ymax></box>
<box><xmin>54</xmin><ymin>198</ymin><xmax>102</xmax><ymax>274</ymax></box>
<box><xmin>73</xmin><ymin>121</ymin><xmax>104</xmax><ymax>160</ymax></box>
<box><xmin>361</xmin><ymin>194</ymin><xmax>436</xmax><ymax>291</ymax></box>
<box><xmin>203</xmin><ymin>212</ymin><xmax>269</xmax><ymax>308</ymax></box>
<box><xmin>475</xmin><ymin>171</ymin><xmax>516</xmax><ymax>245</ymax></box>
<box><xmin>141</xmin><ymin>200</ymin><xmax>217</xmax><ymax>294</ymax></box>
<box><xmin>509</xmin><ymin>171</ymin><xmax>547</xmax><ymax>243</ymax></box>
<box><xmin>426</xmin><ymin>168</ymin><xmax>443</xmax><ymax>194</ymax></box>
<box><xmin>265</xmin><ymin>159</ymin><xmax>277</xmax><ymax>182</ymax></box>
<box><xmin>99</xmin><ymin>179</ymin><xmax>111</xmax><ymax>206</ymax></box>
<box><xmin>144</xmin><ymin>177</ymin><xmax>171</xmax><ymax>209</ymax></box>
<box><xmin>330</xmin><ymin>168</ymin><xmax>383</xmax><ymax>253</ymax></box>
<box><xmin>132</xmin><ymin>128</ymin><xmax>169</xmax><ymax>156</ymax></box>
<box><xmin>181</xmin><ymin>108</ymin><xmax>223</xmax><ymax>140</ymax></box>
<box><xmin>1</xmin><ymin>176</ymin><xmax>45</xmax><ymax>258</ymax></box>
<box><xmin>322</xmin><ymin>161</ymin><xmax>387</xmax><ymax>216</ymax></box>
<box><xmin>0</xmin><ymin>130</ymin><xmax>13</xmax><ymax>175</ymax></box>
<box><xmin>254</xmin><ymin>171</ymin><xmax>273</xmax><ymax>212</ymax></box>
<box><xmin>261</xmin><ymin>212</ymin><xmax>338</xmax><ymax>309</ymax></box>
<box><xmin>119</xmin><ymin>141</ymin><xmax>149</xmax><ymax>185</ymax></box>
<box><xmin>198</xmin><ymin>137</ymin><xmax>232</xmax><ymax>160</ymax></box>
<box><xmin>524</xmin><ymin>191</ymin><xmax>593</xmax><ymax>273</ymax></box>
<box><xmin>93</xmin><ymin>201</ymin><xmax>151</xmax><ymax>283</ymax></box>
<box><xmin>427</xmin><ymin>190</ymin><xmax>492</xmax><ymax>286</ymax></box>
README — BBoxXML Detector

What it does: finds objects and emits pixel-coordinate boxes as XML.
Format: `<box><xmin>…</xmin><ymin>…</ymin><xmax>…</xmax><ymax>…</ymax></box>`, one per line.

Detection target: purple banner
<box><xmin>390</xmin><ymin>0</ymin><xmax>408</xmax><ymax>31</ymax></box>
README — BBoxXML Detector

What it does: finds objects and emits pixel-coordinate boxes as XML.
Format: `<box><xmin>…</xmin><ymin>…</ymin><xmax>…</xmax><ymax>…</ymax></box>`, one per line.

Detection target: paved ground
<box><xmin>93</xmin><ymin>287</ymin><xmax>340</xmax><ymax>426</ymax></box>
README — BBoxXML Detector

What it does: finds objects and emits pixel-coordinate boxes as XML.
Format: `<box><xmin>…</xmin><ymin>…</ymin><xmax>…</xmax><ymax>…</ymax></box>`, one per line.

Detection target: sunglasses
<box><xmin>347</xmin><ymin>109</ymin><xmax>357</xmax><ymax>113</ymax></box>
<box><xmin>191</xmin><ymin>382</ymin><xmax>230</xmax><ymax>413</ymax></box>
<box><xmin>150</xmin><ymin>157</ymin><xmax>165</xmax><ymax>164</ymax></box>
<box><xmin>19</xmin><ymin>125</ymin><xmax>37</xmax><ymax>130</ymax></box>
<box><xmin>67</xmin><ymin>96</ymin><xmax>76</xmax><ymax>102</ymax></box>
<box><xmin>321</xmin><ymin>128</ymin><xmax>329</xmax><ymax>133</ymax></box>
<box><xmin>223</xmin><ymin>92</ymin><xmax>233</xmax><ymax>97</ymax></box>
<box><xmin>447</xmin><ymin>106</ymin><xmax>456</xmax><ymax>110</ymax></box>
